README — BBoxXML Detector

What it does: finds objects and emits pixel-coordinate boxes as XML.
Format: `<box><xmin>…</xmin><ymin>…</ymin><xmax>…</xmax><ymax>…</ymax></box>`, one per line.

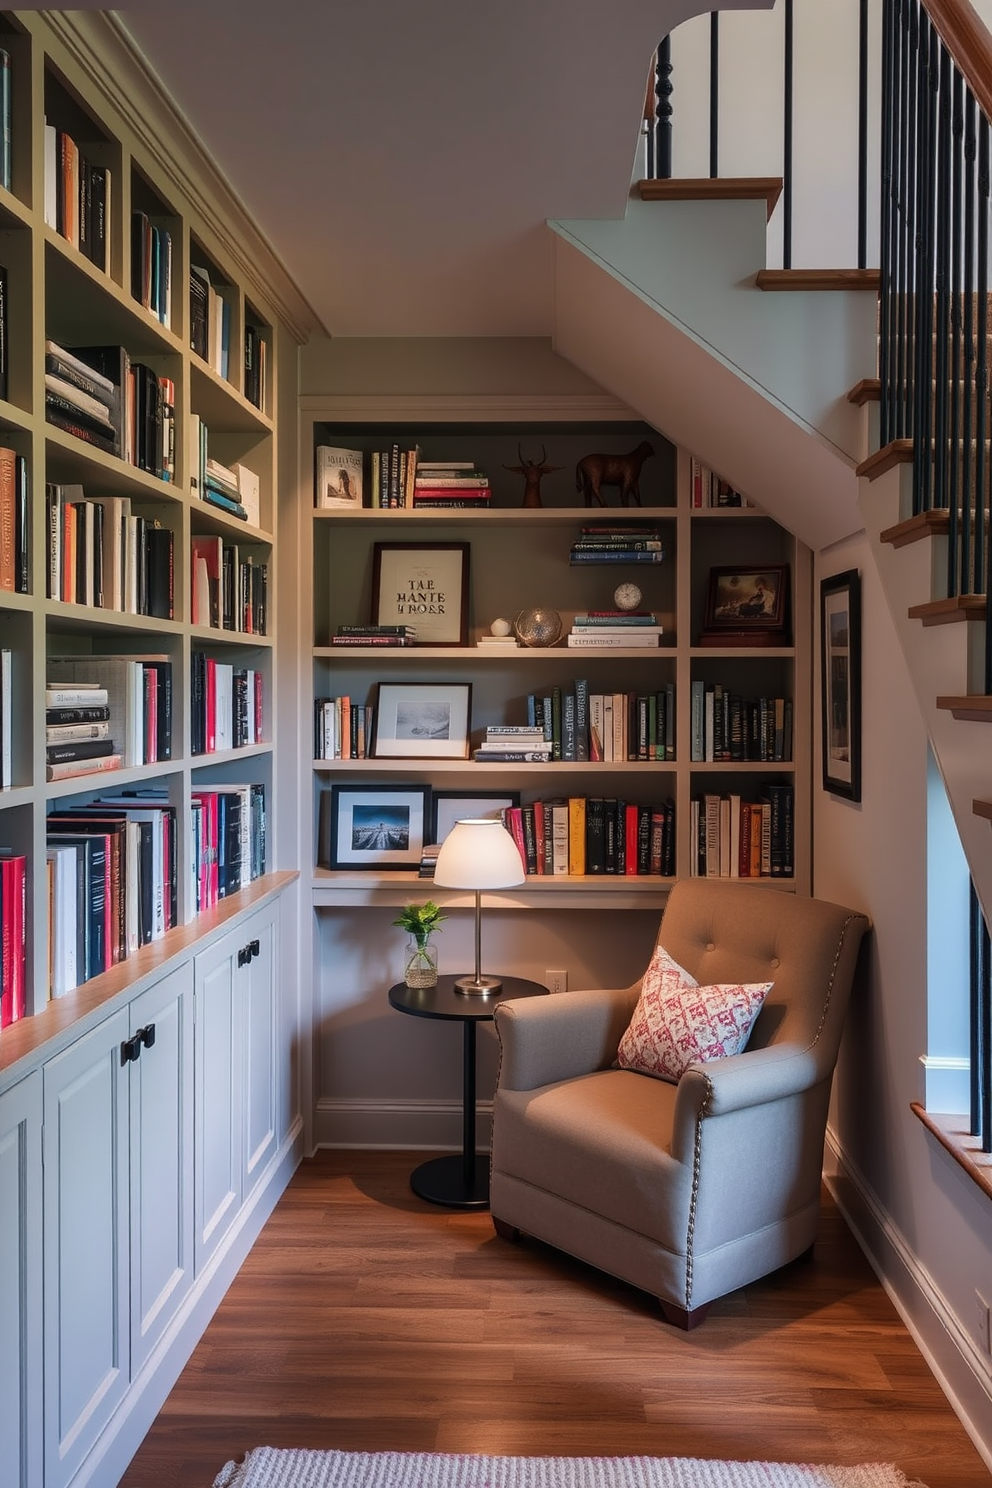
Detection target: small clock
<box><xmin>614</xmin><ymin>583</ymin><xmax>643</xmax><ymax>612</ymax></box>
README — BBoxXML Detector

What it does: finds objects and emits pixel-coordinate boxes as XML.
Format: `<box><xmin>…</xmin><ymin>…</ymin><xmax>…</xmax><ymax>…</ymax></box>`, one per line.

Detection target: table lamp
<box><xmin>432</xmin><ymin>818</ymin><xmax>525</xmax><ymax>994</ymax></box>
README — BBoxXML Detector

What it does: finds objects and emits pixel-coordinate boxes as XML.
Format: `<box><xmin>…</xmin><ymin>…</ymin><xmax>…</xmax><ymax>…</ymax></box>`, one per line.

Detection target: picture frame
<box><xmin>324</xmin><ymin>783</ymin><xmax>431</xmax><ymax>870</ymax></box>
<box><xmin>372</xmin><ymin>682</ymin><xmax>472</xmax><ymax>759</ymax></box>
<box><xmin>820</xmin><ymin>568</ymin><xmax>862</xmax><ymax>802</ymax></box>
<box><xmin>431</xmin><ymin>790</ymin><xmax>521</xmax><ymax>845</ymax></box>
<box><xmin>371</xmin><ymin>542</ymin><xmax>470</xmax><ymax>646</ymax></box>
<box><xmin>700</xmin><ymin>564</ymin><xmax>790</xmax><ymax>646</ymax></box>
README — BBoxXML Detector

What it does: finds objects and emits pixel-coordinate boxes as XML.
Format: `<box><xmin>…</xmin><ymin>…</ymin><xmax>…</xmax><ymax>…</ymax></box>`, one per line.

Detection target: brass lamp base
<box><xmin>453</xmin><ymin>973</ymin><xmax>503</xmax><ymax>996</ymax></box>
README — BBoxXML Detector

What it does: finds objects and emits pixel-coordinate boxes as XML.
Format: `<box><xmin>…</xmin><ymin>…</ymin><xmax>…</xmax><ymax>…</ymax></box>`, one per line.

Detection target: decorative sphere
<box><xmin>490</xmin><ymin>617</ymin><xmax>512</xmax><ymax>637</ymax></box>
<box><xmin>513</xmin><ymin>607</ymin><xmax>564</xmax><ymax>648</ymax></box>
<box><xmin>614</xmin><ymin>582</ymin><xmax>642</xmax><ymax>612</ymax></box>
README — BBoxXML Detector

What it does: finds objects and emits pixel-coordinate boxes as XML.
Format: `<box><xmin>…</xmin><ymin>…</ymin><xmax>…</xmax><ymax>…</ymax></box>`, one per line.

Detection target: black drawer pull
<box><xmin>120</xmin><ymin>1035</ymin><xmax>142</xmax><ymax>1065</ymax></box>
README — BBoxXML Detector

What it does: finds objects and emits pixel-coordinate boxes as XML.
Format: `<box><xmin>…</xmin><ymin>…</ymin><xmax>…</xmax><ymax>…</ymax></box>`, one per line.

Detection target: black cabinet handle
<box><xmin>250</xmin><ymin>939</ymin><xmax>260</xmax><ymax>959</ymax></box>
<box><xmin>138</xmin><ymin>1023</ymin><xmax>156</xmax><ymax>1049</ymax></box>
<box><xmin>237</xmin><ymin>945</ymin><xmax>249</xmax><ymax>968</ymax></box>
<box><xmin>120</xmin><ymin>1035</ymin><xmax>142</xmax><ymax>1065</ymax></box>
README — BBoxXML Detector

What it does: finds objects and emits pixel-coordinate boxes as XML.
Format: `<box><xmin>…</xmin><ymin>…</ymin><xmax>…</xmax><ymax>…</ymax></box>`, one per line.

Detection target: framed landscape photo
<box><xmin>326</xmin><ymin>783</ymin><xmax>430</xmax><ymax>870</ymax></box>
<box><xmin>431</xmin><ymin>789</ymin><xmax>520</xmax><ymax>845</ymax></box>
<box><xmin>372</xmin><ymin>682</ymin><xmax>472</xmax><ymax>759</ymax></box>
<box><xmin>820</xmin><ymin>568</ymin><xmax>862</xmax><ymax>802</ymax></box>
<box><xmin>699</xmin><ymin>564</ymin><xmax>790</xmax><ymax>646</ymax></box>
<box><xmin>371</xmin><ymin>542</ymin><xmax>470</xmax><ymax>646</ymax></box>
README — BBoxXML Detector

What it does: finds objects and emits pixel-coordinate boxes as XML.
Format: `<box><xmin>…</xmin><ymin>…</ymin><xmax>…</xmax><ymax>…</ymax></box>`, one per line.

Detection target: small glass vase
<box><xmin>404</xmin><ymin>935</ymin><xmax>438</xmax><ymax>988</ymax></box>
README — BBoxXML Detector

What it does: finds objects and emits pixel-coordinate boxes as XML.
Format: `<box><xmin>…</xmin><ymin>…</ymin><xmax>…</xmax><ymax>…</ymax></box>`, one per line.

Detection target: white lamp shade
<box><xmin>433</xmin><ymin>818</ymin><xmax>525</xmax><ymax>890</ymax></box>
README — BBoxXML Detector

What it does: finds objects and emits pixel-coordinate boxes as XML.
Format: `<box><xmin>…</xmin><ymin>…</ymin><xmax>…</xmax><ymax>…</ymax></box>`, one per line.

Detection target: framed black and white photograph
<box><xmin>820</xmin><ymin>568</ymin><xmax>861</xmax><ymax>802</ymax></box>
<box><xmin>324</xmin><ymin>783</ymin><xmax>430</xmax><ymax>869</ymax></box>
<box><xmin>372</xmin><ymin>683</ymin><xmax>472</xmax><ymax>759</ymax></box>
<box><xmin>371</xmin><ymin>542</ymin><xmax>470</xmax><ymax>646</ymax></box>
<box><xmin>431</xmin><ymin>790</ymin><xmax>520</xmax><ymax>845</ymax></box>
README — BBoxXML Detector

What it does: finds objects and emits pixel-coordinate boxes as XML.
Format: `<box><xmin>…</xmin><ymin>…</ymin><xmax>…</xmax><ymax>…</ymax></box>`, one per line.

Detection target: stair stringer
<box><xmin>859</xmin><ymin>467</ymin><xmax>992</xmax><ymax>926</ymax></box>
<box><xmin>549</xmin><ymin>196</ymin><xmax>877</xmax><ymax>551</ymax></box>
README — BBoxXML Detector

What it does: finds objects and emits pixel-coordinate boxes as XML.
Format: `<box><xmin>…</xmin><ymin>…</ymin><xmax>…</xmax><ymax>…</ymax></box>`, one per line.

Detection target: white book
<box><xmin>235</xmin><ymin>463</ymin><xmax>261</xmax><ymax>527</ymax></box>
<box><xmin>689</xmin><ymin>799</ymin><xmax>700</xmax><ymax>876</ymax></box>
<box><xmin>45</xmin><ymin>721</ymin><xmax>110</xmax><ymax>744</ymax></box>
<box><xmin>729</xmin><ymin>794</ymin><xmax>742</xmax><ymax>879</ymax></box>
<box><xmin>47</xmin><ymin>844</ymin><xmax>78</xmax><ymax>995</ymax></box>
<box><xmin>613</xmin><ymin>691</ymin><xmax>626</xmax><ymax>762</ymax></box>
<box><xmin>215</xmin><ymin>663</ymin><xmax>234</xmax><ymax>751</ymax></box>
<box><xmin>124</xmin><ymin>515</ymin><xmax>140</xmax><ymax>613</ymax></box>
<box><xmin>43</xmin><ymin>123</ymin><xmax>57</xmax><ymax>229</ymax></box>
<box><xmin>192</xmin><ymin>554</ymin><xmax>211</xmax><ymax>628</ymax></box>
<box><xmin>719</xmin><ymin>797</ymin><xmax>731</xmax><ymax>877</ymax></box>
<box><xmin>80</xmin><ymin>500</ymin><xmax>95</xmax><ymax>609</ymax></box>
<box><xmin>44</xmin><ymin>684</ymin><xmax>109</xmax><ymax>707</ymax></box>
<box><xmin>551</xmin><ymin>803</ymin><xmax>569</xmax><ymax>876</ymax></box>
<box><xmin>566</xmin><ymin>633</ymin><xmax>660</xmax><ymax>648</ymax></box>
<box><xmin>602</xmin><ymin>695</ymin><xmax>614</xmax><ymax>763</ymax></box>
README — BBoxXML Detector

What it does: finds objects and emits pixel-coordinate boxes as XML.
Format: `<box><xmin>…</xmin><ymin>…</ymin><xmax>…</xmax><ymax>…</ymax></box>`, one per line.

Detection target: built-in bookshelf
<box><xmin>307</xmin><ymin>418</ymin><xmax>811</xmax><ymax>909</ymax></box>
<box><xmin>0</xmin><ymin>10</ymin><xmax>303</xmax><ymax>1040</ymax></box>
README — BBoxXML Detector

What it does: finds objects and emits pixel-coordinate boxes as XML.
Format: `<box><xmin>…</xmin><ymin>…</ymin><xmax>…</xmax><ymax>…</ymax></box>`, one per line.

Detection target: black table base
<box><xmin>409</xmin><ymin>1152</ymin><xmax>491</xmax><ymax>1209</ymax></box>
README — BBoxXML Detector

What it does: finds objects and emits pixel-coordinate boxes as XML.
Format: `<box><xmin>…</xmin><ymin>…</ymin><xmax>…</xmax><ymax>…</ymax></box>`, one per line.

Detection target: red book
<box><xmin>624</xmin><ymin>804</ymin><xmax>639</xmax><ymax>876</ymax></box>
<box><xmin>254</xmin><ymin>671</ymin><xmax>263</xmax><ymax>743</ymax></box>
<box><xmin>0</xmin><ymin>854</ymin><xmax>26</xmax><ymax>1026</ymax></box>
<box><xmin>532</xmin><ymin>804</ymin><xmax>545</xmax><ymax>876</ymax></box>
<box><xmin>505</xmin><ymin>807</ymin><xmax>527</xmax><ymax>874</ymax></box>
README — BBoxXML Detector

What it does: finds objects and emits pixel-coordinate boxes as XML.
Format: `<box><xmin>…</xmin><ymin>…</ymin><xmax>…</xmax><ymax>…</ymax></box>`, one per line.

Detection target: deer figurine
<box><xmin>575</xmin><ymin>440</ymin><xmax>655</xmax><ymax>507</ymax></box>
<box><xmin>503</xmin><ymin>445</ymin><xmax>563</xmax><ymax>508</ymax></box>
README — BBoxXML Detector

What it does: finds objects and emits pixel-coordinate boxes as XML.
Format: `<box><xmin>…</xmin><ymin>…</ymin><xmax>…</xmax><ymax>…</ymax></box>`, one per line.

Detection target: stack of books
<box><xmin>473</xmin><ymin>725</ymin><xmax>552</xmax><ymax>763</ymax></box>
<box><xmin>412</xmin><ymin>460</ymin><xmax>491</xmax><ymax>510</ymax></box>
<box><xmin>418</xmin><ymin>843</ymin><xmax>442</xmax><ymax>879</ymax></box>
<box><xmin>569</xmin><ymin>525</ymin><xmax>665</xmax><ymax>564</ymax></box>
<box><xmin>331</xmin><ymin>625</ymin><xmax>417</xmax><ymax>647</ymax></box>
<box><xmin>201</xmin><ymin>455</ymin><xmax>248</xmax><ymax>520</ymax></box>
<box><xmin>476</xmin><ymin>630</ymin><xmax>519</xmax><ymax>651</ymax></box>
<box><xmin>567</xmin><ymin>611</ymin><xmax>664</xmax><ymax>649</ymax></box>
<box><xmin>44</xmin><ymin>340</ymin><xmax>120</xmax><ymax>458</ymax></box>
<box><xmin>44</xmin><ymin>682</ymin><xmax>120</xmax><ymax>781</ymax></box>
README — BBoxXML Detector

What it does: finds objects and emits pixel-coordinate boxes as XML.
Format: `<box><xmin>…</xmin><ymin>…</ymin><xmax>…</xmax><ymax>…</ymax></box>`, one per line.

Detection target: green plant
<box><xmin>392</xmin><ymin>900</ymin><xmax>446</xmax><ymax>948</ymax></box>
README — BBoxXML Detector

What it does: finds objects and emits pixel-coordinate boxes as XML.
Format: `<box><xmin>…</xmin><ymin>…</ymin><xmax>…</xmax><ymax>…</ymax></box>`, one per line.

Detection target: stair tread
<box><xmin>909</xmin><ymin>596</ymin><xmax>987</xmax><ymax>624</ymax></box>
<box><xmin>880</xmin><ymin>510</ymin><xmax>950</xmax><ymax>547</ymax></box>
<box><xmin>636</xmin><ymin>176</ymin><xmax>782</xmax><ymax>221</ymax></box>
<box><xmin>974</xmin><ymin>799</ymin><xmax>992</xmax><ymax>818</ymax></box>
<box><xmin>857</xmin><ymin>439</ymin><xmax>914</xmax><ymax>479</ymax></box>
<box><xmin>937</xmin><ymin>696</ymin><xmax>992</xmax><ymax>719</ymax></box>
<box><xmin>756</xmin><ymin>269</ymin><xmax>880</xmax><ymax>292</ymax></box>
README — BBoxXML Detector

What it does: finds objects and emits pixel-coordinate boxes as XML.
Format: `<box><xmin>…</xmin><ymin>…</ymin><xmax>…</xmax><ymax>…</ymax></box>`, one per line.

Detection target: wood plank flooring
<box><xmin>121</xmin><ymin>1152</ymin><xmax>991</xmax><ymax>1488</ymax></box>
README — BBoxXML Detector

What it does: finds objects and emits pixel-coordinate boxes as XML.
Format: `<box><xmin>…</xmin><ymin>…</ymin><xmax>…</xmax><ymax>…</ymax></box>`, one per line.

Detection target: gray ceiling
<box><xmin>117</xmin><ymin>1</ymin><xmax>749</xmax><ymax>338</ymax></box>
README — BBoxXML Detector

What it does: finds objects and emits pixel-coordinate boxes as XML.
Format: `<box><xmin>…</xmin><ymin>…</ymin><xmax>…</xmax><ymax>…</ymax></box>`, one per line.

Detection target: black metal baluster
<box><xmin>914</xmin><ymin>11</ymin><xmax>938</xmax><ymax>514</ymax></box>
<box><xmin>963</xmin><ymin>83</ymin><xmax>978</xmax><ymax>599</ymax></box>
<box><xmin>879</xmin><ymin>0</ymin><xmax>896</xmax><ymax>445</ymax></box>
<box><xmin>900</xmin><ymin>0</ymin><xmax>917</xmax><ymax>447</ymax></box>
<box><xmin>981</xmin><ymin>119</ymin><xmax>992</xmax><ymax>693</ymax></box>
<box><xmin>859</xmin><ymin>0</ymin><xmax>870</xmax><ymax>271</ymax></box>
<box><xmin>933</xmin><ymin>43</ymin><xmax>951</xmax><ymax>523</ymax></box>
<box><xmin>971</xmin><ymin>879</ymin><xmax>992</xmax><ymax>1151</ymax></box>
<box><xmin>782</xmin><ymin>0</ymin><xmax>794</xmax><ymax>269</ymax></box>
<box><xmin>951</xmin><ymin>66</ymin><xmax>970</xmax><ymax>598</ymax></box>
<box><xmin>709</xmin><ymin>14</ymin><xmax>719</xmax><ymax>178</ymax></box>
<box><xmin>656</xmin><ymin>37</ymin><xmax>673</xmax><ymax>181</ymax></box>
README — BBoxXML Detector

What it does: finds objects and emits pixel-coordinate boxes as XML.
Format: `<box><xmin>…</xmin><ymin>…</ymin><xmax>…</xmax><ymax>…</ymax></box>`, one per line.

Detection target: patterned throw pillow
<box><xmin>617</xmin><ymin>946</ymin><xmax>772</xmax><ymax>1082</ymax></box>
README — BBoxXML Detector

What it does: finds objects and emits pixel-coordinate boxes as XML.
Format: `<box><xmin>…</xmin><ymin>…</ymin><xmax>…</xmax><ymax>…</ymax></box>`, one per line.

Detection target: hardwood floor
<box><xmin>121</xmin><ymin>1152</ymin><xmax>991</xmax><ymax>1488</ymax></box>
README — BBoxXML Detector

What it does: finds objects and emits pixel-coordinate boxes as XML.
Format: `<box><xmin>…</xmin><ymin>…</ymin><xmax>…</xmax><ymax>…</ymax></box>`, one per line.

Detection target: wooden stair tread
<box><xmin>937</xmin><ymin>695</ymin><xmax>992</xmax><ymax>719</ymax></box>
<box><xmin>910</xmin><ymin>596</ymin><xmax>987</xmax><ymax>624</ymax></box>
<box><xmin>974</xmin><ymin>799</ymin><xmax>992</xmax><ymax>819</ymax></box>
<box><xmin>636</xmin><ymin>176</ymin><xmax>782</xmax><ymax>220</ymax></box>
<box><xmin>848</xmin><ymin>378</ymin><xmax>881</xmax><ymax>405</ymax></box>
<box><xmin>755</xmin><ymin>269</ymin><xmax>880</xmax><ymax>292</ymax></box>
<box><xmin>857</xmin><ymin>439</ymin><xmax>914</xmax><ymax>479</ymax></box>
<box><xmin>880</xmin><ymin>510</ymin><xmax>950</xmax><ymax>547</ymax></box>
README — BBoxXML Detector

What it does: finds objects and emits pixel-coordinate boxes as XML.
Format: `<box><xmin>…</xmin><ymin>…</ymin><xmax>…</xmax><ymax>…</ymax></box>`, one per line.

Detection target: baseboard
<box><xmin>314</xmin><ymin>1095</ymin><xmax>493</xmax><ymax>1150</ymax></box>
<box><xmin>70</xmin><ymin>1118</ymin><xmax>304</xmax><ymax>1488</ymax></box>
<box><xmin>823</xmin><ymin>1127</ymin><xmax>992</xmax><ymax>1473</ymax></box>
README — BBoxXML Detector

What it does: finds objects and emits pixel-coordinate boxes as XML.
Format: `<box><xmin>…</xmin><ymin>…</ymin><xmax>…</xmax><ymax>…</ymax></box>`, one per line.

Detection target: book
<box><xmin>316</xmin><ymin>445</ymin><xmax>363</xmax><ymax>509</ymax></box>
<box><xmin>566</xmin><ymin>633</ymin><xmax>660</xmax><ymax>648</ymax></box>
<box><xmin>471</xmin><ymin>749</ymin><xmax>551</xmax><ymax>762</ymax></box>
<box><xmin>46</xmin><ymin>752</ymin><xmax>123</xmax><ymax>782</ymax></box>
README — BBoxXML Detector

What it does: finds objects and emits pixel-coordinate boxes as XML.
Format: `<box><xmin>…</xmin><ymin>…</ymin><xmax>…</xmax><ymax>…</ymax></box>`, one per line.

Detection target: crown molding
<box><xmin>39</xmin><ymin>9</ymin><xmax>324</xmax><ymax>345</ymax></box>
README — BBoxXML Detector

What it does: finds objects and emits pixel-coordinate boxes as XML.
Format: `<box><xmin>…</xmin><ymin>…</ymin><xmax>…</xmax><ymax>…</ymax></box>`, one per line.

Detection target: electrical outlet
<box><xmin>975</xmin><ymin>1291</ymin><xmax>991</xmax><ymax>1356</ymax></box>
<box><xmin>545</xmin><ymin>969</ymin><xmax>568</xmax><ymax>995</ymax></box>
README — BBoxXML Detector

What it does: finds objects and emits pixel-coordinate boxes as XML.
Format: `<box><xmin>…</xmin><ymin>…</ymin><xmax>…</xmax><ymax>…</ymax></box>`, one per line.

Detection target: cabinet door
<box><xmin>0</xmin><ymin>1072</ymin><xmax>43</xmax><ymax>1488</ymax></box>
<box><xmin>43</xmin><ymin>1008</ymin><xmax>130</xmax><ymax>1488</ymax></box>
<box><xmin>194</xmin><ymin>929</ymin><xmax>243</xmax><ymax>1272</ymax></box>
<box><xmin>129</xmin><ymin>963</ymin><xmax>195</xmax><ymax>1376</ymax></box>
<box><xmin>242</xmin><ymin>903</ymin><xmax>278</xmax><ymax>1199</ymax></box>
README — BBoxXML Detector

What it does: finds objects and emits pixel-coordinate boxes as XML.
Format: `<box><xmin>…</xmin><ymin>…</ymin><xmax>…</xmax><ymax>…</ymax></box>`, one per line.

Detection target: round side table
<box><xmin>387</xmin><ymin>974</ymin><xmax>548</xmax><ymax>1210</ymax></box>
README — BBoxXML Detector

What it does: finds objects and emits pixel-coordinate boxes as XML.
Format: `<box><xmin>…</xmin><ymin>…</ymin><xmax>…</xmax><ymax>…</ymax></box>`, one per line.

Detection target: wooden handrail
<box><xmin>925</xmin><ymin>0</ymin><xmax>992</xmax><ymax>124</ymax></box>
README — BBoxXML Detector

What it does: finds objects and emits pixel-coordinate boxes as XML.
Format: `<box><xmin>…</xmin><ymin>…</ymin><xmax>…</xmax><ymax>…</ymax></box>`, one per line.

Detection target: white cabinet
<box><xmin>42</xmin><ymin>962</ymin><xmax>194</xmax><ymax>1488</ymax></box>
<box><xmin>0</xmin><ymin>1072</ymin><xmax>44</xmax><ymax>1488</ymax></box>
<box><xmin>194</xmin><ymin>901</ymin><xmax>279</xmax><ymax>1272</ymax></box>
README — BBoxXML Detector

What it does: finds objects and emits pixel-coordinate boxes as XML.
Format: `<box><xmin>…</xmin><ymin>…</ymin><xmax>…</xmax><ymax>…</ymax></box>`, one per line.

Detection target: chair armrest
<box><xmin>494</xmin><ymin>986</ymin><xmax>639</xmax><ymax>1091</ymax></box>
<box><xmin>677</xmin><ymin>1042</ymin><xmax>823</xmax><ymax>1119</ymax></box>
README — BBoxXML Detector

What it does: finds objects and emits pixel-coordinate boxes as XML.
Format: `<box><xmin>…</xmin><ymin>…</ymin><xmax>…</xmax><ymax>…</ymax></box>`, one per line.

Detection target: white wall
<box><xmin>815</xmin><ymin>533</ymin><xmax>992</xmax><ymax>1467</ymax></box>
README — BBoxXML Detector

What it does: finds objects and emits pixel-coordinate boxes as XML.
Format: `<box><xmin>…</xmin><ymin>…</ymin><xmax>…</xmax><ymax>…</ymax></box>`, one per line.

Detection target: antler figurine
<box><xmin>503</xmin><ymin>445</ymin><xmax>564</xmax><ymax>509</ymax></box>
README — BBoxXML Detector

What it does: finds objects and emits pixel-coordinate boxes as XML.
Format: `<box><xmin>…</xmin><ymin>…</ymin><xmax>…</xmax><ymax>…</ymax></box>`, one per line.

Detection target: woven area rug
<box><xmin>213</xmin><ymin>1449</ymin><xmax>929</xmax><ymax>1488</ymax></box>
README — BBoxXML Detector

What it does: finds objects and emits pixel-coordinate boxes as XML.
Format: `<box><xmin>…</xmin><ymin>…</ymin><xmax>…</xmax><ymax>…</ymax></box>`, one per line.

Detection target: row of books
<box><xmin>131</xmin><ymin>209</ymin><xmax>172</xmax><ymax>327</ymax></box>
<box><xmin>567</xmin><ymin>610</ymin><xmax>664</xmax><ymax>650</ymax></box>
<box><xmin>522</xmin><ymin>684</ymin><xmax>676</xmax><ymax>763</ymax></box>
<box><xmin>315</xmin><ymin>445</ymin><xmax>493</xmax><ymax>511</ymax></box>
<box><xmin>191</xmin><ymin>534</ymin><xmax>268</xmax><ymax>634</ymax></box>
<box><xmin>690</xmin><ymin>458</ymin><xmax>752</xmax><ymax>509</ymax></box>
<box><xmin>504</xmin><ymin>797</ymin><xmax>676</xmax><ymax>878</ymax></box>
<box><xmin>0</xmin><ymin>852</ymin><xmax>27</xmax><ymax>1028</ymax></box>
<box><xmin>46</xmin><ymin>483</ymin><xmax>173</xmax><ymax>618</ymax></box>
<box><xmin>569</xmin><ymin>525</ymin><xmax>665</xmax><ymax>565</ymax></box>
<box><xmin>189</xmin><ymin>263</ymin><xmax>230</xmax><ymax>378</ymax></box>
<box><xmin>192</xmin><ymin>783</ymin><xmax>267</xmax><ymax>912</ymax></box>
<box><xmin>314</xmin><ymin>697</ymin><xmax>374</xmax><ymax>760</ymax></box>
<box><xmin>188</xmin><ymin>414</ymin><xmax>261</xmax><ymax>524</ymax></box>
<box><xmin>690</xmin><ymin>682</ymin><xmax>793</xmax><ymax>763</ymax></box>
<box><xmin>689</xmin><ymin>786</ymin><xmax>794</xmax><ymax>879</ymax></box>
<box><xmin>45</xmin><ymin>660</ymin><xmax>173</xmax><ymax>779</ymax></box>
<box><xmin>44</xmin><ymin>339</ymin><xmax>176</xmax><ymax>481</ymax></box>
<box><xmin>330</xmin><ymin>625</ymin><xmax>417</xmax><ymax>647</ymax></box>
<box><xmin>191</xmin><ymin>655</ymin><xmax>264</xmax><ymax>755</ymax></box>
<box><xmin>0</xmin><ymin>444</ymin><xmax>29</xmax><ymax>594</ymax></box>
<box><xmin>43</xmin><ymin>123</ymin><xmax>111</xmax><ymax>272</ymax></box>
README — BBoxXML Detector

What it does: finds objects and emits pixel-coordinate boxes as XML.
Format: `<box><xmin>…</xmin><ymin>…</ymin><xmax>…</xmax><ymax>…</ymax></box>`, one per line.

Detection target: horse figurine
<box><xmin>575</xmin><ymin>441</ymin><xmax>654</xmax><ymax>507</ymax></box>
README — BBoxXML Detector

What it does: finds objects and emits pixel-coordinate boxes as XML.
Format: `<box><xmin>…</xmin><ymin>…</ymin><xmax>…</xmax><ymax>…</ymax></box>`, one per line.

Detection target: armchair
<box><xmin>490</xmin><ymin>878</ymin><xmax>870</xmax><ymax>1329</ymax></box>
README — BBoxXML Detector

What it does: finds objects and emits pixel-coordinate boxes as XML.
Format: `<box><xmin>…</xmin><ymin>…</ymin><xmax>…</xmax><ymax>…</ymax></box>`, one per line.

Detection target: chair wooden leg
<box><xmin>659</xmin><ymin>1299</ymin><xmax>711</xmax><ymax>1330</ymax></box>
<box><xmin>492</xmin><ymin>1216</ymin><xmax>520</xmax><ymax>1242</ymax></box>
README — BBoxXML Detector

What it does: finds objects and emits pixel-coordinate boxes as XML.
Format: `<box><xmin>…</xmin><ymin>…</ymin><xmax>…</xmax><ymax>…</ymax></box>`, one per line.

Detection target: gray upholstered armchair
<box><xmin>490</xmin><ymin>878</ymin><xmax>870</xmax><ymax>1329</ymax></box>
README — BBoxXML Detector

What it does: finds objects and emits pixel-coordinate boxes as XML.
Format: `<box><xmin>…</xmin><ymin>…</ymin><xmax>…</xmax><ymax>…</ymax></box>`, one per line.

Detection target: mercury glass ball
<box><xmin>513</xmin><ymin>607</ymin><xmax>564</xmax><ymax>648</ymax></box>
<box><xmin>614</xmin><ymin>583</ymin><xmax>642</xmax><ymax>611</ymax></box>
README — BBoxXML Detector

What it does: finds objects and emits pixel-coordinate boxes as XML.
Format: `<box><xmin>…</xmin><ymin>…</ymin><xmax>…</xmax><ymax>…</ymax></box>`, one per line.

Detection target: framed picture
<box><xmin>820</xmin><ymin>568</ymin><xmax>862</xmax><ymax>802</ymax></box>
<box><xmin>372</xmin><ymin>682</ymin><xmax>472</xmax><ymax>759</ymax></box>
<box><xmin>324</xmin><ymin>783</ymin><xmax>430</xmax><ymax>869</ymax></box>
<box><xmin>371</xmin><ymin>542</ymin><xmax>470</xmax><ymax>646</ymax></box>
<box><xmin>431</xmin><ymin>790</ymin><xmax>520</xmax><ymax>845</ymax></box>
<box><xmin>700</xmin><ymin>564</ymin><xmax>790</xmax><ymax>646</ymax></box>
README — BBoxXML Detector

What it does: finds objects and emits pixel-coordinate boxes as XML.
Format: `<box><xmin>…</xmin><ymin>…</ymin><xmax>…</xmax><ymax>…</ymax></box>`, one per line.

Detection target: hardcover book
<box><xmin>316</xmin><ymin>445</ymin><xmax>364</xmax><ymax>509</ymax></box>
